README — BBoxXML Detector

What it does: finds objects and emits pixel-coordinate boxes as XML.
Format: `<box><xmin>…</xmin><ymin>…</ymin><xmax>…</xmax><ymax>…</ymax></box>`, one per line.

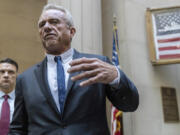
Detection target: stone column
<box><xmin>48</xmin><ymin>0</ymin><xmax>103</xmax><ymax>55</ymax></box>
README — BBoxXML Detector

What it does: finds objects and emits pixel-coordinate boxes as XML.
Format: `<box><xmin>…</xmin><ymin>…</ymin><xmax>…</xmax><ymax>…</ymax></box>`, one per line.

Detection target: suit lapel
<box><xmin>62</xmin><ymin>50</ymin><xmax>81</xmax><ymax>114</ymax></box>
<box><xmin>66</xmin><ymin>49</ymin><xmax>81</xmax><ymax>93</ymax></box>
<box><xmin>34</xmin><ymin>58</ymin><xmax>61</xmax><ymax>116</ymax></box>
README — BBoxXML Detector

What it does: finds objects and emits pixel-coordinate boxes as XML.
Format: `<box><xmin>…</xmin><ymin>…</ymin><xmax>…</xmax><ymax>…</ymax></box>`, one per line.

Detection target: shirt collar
<box><xmin>46</xmin><ymin>48</ymin><xmax>74</xmax><ymax>64</ymax></box>
<box><xmin>0</xmin><ymin>90</ymin><xmax>15</xmax><ymax>100</ymax></box>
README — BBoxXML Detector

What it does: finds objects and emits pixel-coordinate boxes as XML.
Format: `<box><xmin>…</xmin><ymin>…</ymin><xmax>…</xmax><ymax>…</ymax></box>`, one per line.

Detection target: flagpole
<box><xmin>113</xmin><ymin>15</ymin><xmax>121</xmax><ymax>65</ymax></box>
<box><xmin>111</xmin><ymin>14</ymin><xmax>123</xmax><ymax>135</ymax></box>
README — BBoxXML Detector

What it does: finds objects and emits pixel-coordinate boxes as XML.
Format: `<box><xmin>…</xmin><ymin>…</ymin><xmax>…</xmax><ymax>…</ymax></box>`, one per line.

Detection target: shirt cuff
<box><xmin>109</xmin><ymin>66</ymin><xmax>120</xmax><ymax>87</ymax></box>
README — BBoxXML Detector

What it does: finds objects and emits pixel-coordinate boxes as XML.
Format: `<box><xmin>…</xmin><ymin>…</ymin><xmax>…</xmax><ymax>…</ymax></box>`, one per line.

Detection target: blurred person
<box><xmin>0</xmin><ymin>58</ymin><xmax>18</xmax><ymax>135</ymax></box>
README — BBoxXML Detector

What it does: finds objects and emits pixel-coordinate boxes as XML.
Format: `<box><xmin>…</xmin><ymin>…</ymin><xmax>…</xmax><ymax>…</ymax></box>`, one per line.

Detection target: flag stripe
<box><xmin>158</xmin><ymin>41</ymin><xmax>180</xmax><ymax>48</ymax></box>
<box><xmin>159</xmin><ymin>46</ymin><xmax>180</xmax><ymax>51</ymax></box>
<box><xmin>159</xmin><ymin>49</ymin><xmax>180</xmax><ymax>55</ymax></box>
<box><xmin>157</xmin><ymin>37</ymin><xmax>180</xmax><ymax>43</ymax></box>
<box><xmin>157</xmin><ymin>33</ymin><xmax>180</xmax><ymax>40</ymax></box>
<box><xmin>156</xmin><ymin>33</ymin><xmax>180</xmax><ymax>60</ymax></box>
<box><xmin>159</xmin><ymin>54</ymin><xmax>180</xmax><ymax>59</ymax></box>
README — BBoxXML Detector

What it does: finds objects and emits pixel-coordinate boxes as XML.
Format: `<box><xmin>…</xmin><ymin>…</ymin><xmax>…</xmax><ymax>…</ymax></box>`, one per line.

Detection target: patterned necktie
<box><xmin>54</xmin><ymin>56</ymin><xmax>66</xmax><ymax>113</ymax></box>
<box><xmin>0</xmin><ymin>95</ymin><xmax>10</xmax><ymax>135</ymax></box>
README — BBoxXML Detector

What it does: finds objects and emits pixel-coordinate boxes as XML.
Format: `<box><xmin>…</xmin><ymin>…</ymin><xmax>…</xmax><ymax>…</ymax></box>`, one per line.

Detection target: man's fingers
<box><xmin>68</xmin><ymin>61</ymin><xmax>100</xmax><ymax>73</ymax></box>
<box><xmin>71</xmin><ymin>69</ymin><xmax>100</xmax><ymax>81</ymax></box>
<box><xmin>79</xmin><ymin>75</ymin><xmax>100</xmax><ymax>87</ymax></box>
<box><xmin>68</xmin><ymin>57</ymin><xmax>118</xmax><ymax>86</ymax></box>
<box><xmin>68</xmin><ymin>63</ymin><xmax>93</xmax><ymax>73</ymax></box>
<box><xmin>69</xmin><ymin>57</ymin><xmax>99</xmax><ymax>66</ymax></box>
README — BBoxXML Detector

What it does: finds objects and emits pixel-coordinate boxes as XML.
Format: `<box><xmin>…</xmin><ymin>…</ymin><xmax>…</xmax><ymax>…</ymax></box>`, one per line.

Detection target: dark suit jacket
<box><xmin>9</xmin><ymin>49</ymin><xmax>139</xmax><ymax>135</ymax></box>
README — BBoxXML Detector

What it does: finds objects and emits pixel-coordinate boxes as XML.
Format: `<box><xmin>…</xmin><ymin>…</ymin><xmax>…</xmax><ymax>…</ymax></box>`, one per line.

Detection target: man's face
<box><xmin>0</xmin><ymin>63</ymin><xmax>17</xmax><ymax>94</ymax></box>
<box><xmin>38</xmin><ymin>9</ymin><xmax>75</xmax><ymax>55</ymax></box>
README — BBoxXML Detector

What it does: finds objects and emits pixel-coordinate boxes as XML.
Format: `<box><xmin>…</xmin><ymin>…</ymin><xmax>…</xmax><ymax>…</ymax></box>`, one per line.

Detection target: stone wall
<box><xmin>0</xmin><ymin>0</ymin><xmax>46</xmax><ymax>72</ymax></box>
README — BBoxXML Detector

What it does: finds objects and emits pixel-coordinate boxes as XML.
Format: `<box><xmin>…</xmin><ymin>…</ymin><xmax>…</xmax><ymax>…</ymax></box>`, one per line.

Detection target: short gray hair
<box><xmin>42</xmin><ymin>4</ymin><xmax>74</xmax><ymax>27</ymax></box>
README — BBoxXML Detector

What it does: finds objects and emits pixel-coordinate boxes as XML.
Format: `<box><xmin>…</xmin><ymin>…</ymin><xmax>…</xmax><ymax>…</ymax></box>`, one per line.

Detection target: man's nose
<box><xmin>44</xmin><ymin>22</ymin><xmax>52</xmax><ymax>32</ymax></box>
<box><xmin>3</xmin><ymin>72</ymin><xmax>9</xmax><ymax>78</ymax></box>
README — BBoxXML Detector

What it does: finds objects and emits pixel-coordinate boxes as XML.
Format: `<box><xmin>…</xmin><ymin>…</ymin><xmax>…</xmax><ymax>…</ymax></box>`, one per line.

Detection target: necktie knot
<box><xmin>54</xmin><ymin>56</ymin><xmax>61</xmax><ymax>62</ymax></box>
<box><xmin>3</xmin><ymin>95</ymin><xmax>9</xmax><ymax>101</ymax></box>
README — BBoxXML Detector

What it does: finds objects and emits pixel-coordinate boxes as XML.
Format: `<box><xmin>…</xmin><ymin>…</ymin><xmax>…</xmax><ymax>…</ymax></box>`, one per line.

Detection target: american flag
<box><xmin>111</xmin><ymin>24</ymin><xmax>123</xmax><ymax>135</ymax></box>
<box><xmin>152</xmin><ymin>9</ymin><xmax>180</xmax><ymax>59</ymax></box>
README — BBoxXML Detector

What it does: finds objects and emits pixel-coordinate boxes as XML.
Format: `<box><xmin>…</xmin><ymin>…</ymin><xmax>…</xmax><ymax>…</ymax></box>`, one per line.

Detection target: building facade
<box><xmin>0</xmin><ymin>0</ymin><xmax>179</xmax><ymax>135</ymax></box>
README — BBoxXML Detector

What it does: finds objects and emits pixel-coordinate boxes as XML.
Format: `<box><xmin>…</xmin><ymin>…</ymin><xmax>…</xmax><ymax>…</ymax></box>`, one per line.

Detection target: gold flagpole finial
<box><xmin>113</xmin><ymin>14</ymin><xmax>117</xmax><ymax>30</ymax></box>
<box><xmin>113</xmin><ymin>14</ymin><xmax>117</xmax><ymax>25</ymax></box>
<box><xmin>112</xmin><ymin>13</ymin><xmax>120</xmax><ymax>66</ymax></box>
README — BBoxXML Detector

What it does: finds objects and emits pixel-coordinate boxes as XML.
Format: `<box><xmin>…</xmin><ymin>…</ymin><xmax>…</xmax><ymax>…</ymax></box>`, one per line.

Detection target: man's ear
<box><xmin>70</xmin><ymin>27</ymin><xmax>76</xmax><ymax>37</ymax></box>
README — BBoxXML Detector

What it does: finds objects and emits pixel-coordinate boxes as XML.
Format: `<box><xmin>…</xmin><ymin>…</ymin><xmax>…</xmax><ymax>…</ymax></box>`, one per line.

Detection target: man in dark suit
<box><xmin>9</xmin><ymin>4</ymin><xmax>139</xmax><ymax>135</ymax></box>
<box><xmin>0</xmin><ymin>58</ymin><xmax>18</xmax><ymax>135</ymax></box>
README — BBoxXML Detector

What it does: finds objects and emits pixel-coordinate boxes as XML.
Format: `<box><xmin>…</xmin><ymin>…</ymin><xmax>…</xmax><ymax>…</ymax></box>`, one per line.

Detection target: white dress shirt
<box><xmin>46</xmin><ymin>48</ymin><xmax>120</xmax><ymax>111</ymax></box>
<box><xmin>47</xmin><ymin>48</ymin><xmax>73</xmax><ymax>111</ymax></box>
<box><xmin>0</xmin><ymin>90</ymin><xmax>15</xmax><ymax>122</ymax></box>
